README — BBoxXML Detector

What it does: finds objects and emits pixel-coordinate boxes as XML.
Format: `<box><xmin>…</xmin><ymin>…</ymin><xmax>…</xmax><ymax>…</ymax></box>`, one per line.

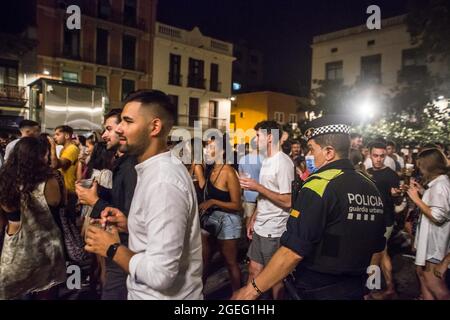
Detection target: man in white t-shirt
<box><xmin>240</xmin><ymin>120</ymin><xmax>294</xmax><ymax>300</ymax></box>
<box><xmin>4</xmin><ymin>120</ymin><xmax>40</xmax><ymax>161</ymax></box>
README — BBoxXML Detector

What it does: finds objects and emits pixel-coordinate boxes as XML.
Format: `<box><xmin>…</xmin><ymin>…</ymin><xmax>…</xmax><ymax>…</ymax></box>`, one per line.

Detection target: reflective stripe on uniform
<box><xmin>290</xmin><ymin>209</ymin><xmax>300</xmax><ymax>218</ymax></box>
<box><xmin>302</xmin><ymin>169</ymin><xmax>344</xmax><ymax>198</ymax></box>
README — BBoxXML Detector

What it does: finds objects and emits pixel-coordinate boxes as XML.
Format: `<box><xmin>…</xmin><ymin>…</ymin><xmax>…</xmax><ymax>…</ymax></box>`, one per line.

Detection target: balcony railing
<box><xmin>168</xmin><ymin>73</ymin><xmax>182</xmax><ymax>86</ymax></box>
<box><xmin>177</xmin><ymin>115</ymin><xmax>227</xmax><ymax>131</ymax></box>
<box><xmin>188</xmin><ymin>76</ymin><xmax>206</xmax><ymax>89</ymax></box>
<box><xmin>210</xmin><ymin>81</ymin><xmax>221</xmax><ymax>92</ymax></box>
<box><xmin>0</xmin><ymin>84</ymin><xmax>27</xmax><ymax>106</ymax></box>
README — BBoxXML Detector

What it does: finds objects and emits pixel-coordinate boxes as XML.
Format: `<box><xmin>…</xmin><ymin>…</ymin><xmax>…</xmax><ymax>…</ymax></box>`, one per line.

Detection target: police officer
<box><xmin>232</xmin><ymin>115</ymin><xmax>386</xmax><ymax>300</ymax></box>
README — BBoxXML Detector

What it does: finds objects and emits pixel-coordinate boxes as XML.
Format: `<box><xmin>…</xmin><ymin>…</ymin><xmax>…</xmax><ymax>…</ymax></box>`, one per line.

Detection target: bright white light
<box><xmin>358</xmin><ymin>100</ymin><xmax>376</xmax><ymax>119</ymax></box>
<box><xmin>230</xmin><ymin>96</ymin><xmax>236</xmax><ymax>101</ymax></box>
<box><xmin>438</xmin><ymin>95</ymin><xmax>445</xmax><ymax>100</ymax></box>
<box><xmin>43</xmin><ymin>70</ymin><xmax>50</xmax><ymax>75</ymax></box>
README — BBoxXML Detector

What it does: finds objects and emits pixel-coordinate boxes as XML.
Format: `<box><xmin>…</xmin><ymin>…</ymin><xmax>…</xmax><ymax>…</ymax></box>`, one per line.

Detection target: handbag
<box><xmin>54</xmin><ymin>171</ymin><xmax>90</xmax><ymax>264</ymax></box>
<box><xmin>200</xmin><ymin>165</ymin><xmax>225</xmax><ymax>237</ymax></box>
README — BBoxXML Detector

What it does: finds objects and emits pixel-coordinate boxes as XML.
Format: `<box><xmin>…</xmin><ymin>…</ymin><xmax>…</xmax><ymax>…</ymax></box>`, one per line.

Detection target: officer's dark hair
<box><xmin>254</xmin><ymin>120</ymin><xmax>281</xmax><ymax>138</ymax></box>
<box><xmin>55</xmin><ymin>125</ymin><xmax>73</xmax><ymax>136</ymax></box>
<box><xmin>350</xmin><ymin>133</ymin><xmax>362</xmax><ymax>140</ymax></box>
<box><xmin>313</xmin><ymin>133</ymin><xmax>350</xmax><ymax>159</ymax></box>
<box><xmin>104</xmin><ymin>108</ymin><xmax>122</xmax><ymax>124</ymax></box>
<box><xmin>369</xmin><ymin>141</ymin><xmax>387</xmax><ymax>152</ymax></box>
<box><xmin>123</xmin><ymin>90</ymin><xmax>175</xmax><ymax>132</ymax></box>
<box><xmin>386</xmin><ymin>140</ymin><xmax>396</xmax><ymax>148</ymax></box>
<box><xmin>19</xmin><ymin>120</ymin><xmax>40</xmax><ymax>130</ymax></box>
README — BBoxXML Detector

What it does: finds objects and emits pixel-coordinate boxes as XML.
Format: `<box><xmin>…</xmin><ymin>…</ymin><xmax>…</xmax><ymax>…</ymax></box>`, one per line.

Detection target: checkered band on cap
<box><xmin>304</xmin><ymin>124</ymin><xmax>350</xmax><ymax>140</ymax></box>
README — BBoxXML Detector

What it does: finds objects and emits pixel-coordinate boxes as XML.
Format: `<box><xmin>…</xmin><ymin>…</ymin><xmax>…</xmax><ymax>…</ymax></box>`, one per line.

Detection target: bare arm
<box><xmin>257</xmin><ymin>185</ymin><xmax>291</xmax><ymax>210</ymax></box>
<box><xmin>232</xmin><ymin>246</ymin><xmax>302</xmax><ymax>299</ymax></box>
<box><xmin>207</xmin><ymin>169</ymin><xmax>242</xmax><ymax>212</ymax></box>
<box><xmin>44</xmin><ymin>177</ymin><xmax>62</xmax><ymax>207</ymax></box>
<box><xmin>194</xmin><ymin>164</ymin><xmax>206</xmax><ymax>190</ymax></box>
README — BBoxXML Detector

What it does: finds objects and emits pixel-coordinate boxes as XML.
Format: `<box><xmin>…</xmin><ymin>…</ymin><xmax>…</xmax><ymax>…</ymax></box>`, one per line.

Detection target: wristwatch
<box><xmin>106</xmin><ymin>243</ymin><xmax>121</xmax><ymax>260</ymax></box>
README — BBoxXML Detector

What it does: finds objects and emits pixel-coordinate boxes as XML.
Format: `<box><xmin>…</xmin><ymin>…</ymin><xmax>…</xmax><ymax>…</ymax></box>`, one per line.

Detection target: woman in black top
<box><xmin>199</xmin><ymin>133</ymin><xmax>243</xmax><ymax>293</ymax></box>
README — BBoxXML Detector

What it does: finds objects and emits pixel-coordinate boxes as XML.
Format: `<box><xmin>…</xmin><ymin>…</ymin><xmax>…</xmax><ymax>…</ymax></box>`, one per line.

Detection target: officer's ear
<box><xmin>323</xmin><ymin>146</ymin><xmax>337</xmax><ymax>161</ymax></box>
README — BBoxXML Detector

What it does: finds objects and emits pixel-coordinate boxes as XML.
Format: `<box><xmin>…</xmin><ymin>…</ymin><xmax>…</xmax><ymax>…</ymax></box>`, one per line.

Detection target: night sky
<box><xmin>158</xmin><ymin>0</ymin><xmax>410</xmax><ymax>96</ymax></box>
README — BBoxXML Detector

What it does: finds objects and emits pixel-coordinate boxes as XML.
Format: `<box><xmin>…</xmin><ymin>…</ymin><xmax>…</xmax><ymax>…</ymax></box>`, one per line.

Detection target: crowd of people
<box><xmin>0</xmin><ymin>89</ymin><xmax>449</xmax><ymax>300</ymax></box>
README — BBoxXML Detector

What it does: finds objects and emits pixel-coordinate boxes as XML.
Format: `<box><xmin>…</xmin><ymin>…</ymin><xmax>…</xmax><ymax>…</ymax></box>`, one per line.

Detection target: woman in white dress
<box><xmin>407</xmin><ymin>148</ymin><xmax>450</xmax><ymax>300</ymax></box>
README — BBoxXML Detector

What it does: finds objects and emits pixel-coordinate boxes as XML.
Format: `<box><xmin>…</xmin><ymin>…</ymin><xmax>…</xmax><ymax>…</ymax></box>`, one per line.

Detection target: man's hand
<box><xmin>84</xmin><ymin>225</ymin><xmax>120</xmax><ymax>258</ymax></box>
<box><xmin>101</xmin><ymin>207</ymin><xmax>128</xmax><ymax>233</ymax></box>
<box><xmin>47</xmin><ymin>136</ymin><xmax>56</xmax><ymax>149</ymax></box>
<box><xmin>407</xmin><ymin>184</ymin><xmax>421</xmax><ymax>203</ymax></box>
<box><xmin>391</xmin><ymin>187</ymin><xmax>402</xmax><ymax>197</ymax></box>
<box><xmin>247</xmin><ymin>216</ymin><xmax>255</xmax><ymax>240</ymax></box>
<box><xmin>433</xmin><ymin>261</ymin><xmax>448</xmax><ymax>280</ymax></box>
<box><xmin>231</xmin><ymin>284</ymin><xmax>260</xmax><ymax>300</ymax></box>
<box><xmin>75</xmin><ymin>180</ymin><xmax>99</xmax><ymax>206</ymax></box>
<box><xmin>239</xmin><ymin>177</ymin><xmax>260</xmax><ymax>192</ymax></box>
<box><xmin>199</xmin><ymin>199</ymin><xmax>215</xmax><ymax>214</ymax></box>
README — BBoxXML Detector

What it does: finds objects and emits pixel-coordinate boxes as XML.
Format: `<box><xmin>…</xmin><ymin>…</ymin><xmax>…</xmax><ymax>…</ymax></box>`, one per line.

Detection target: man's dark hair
<box><xmin>123</xmin><ymin>90</ymin><xmax>175</xmax><ymax>132</ymax></box>
<box><xmin>350</xmin><ymin>133</ymin><xmax>362</xmax><ymax>140</ymax></box>
<box><xmin>55</xmin><ymin>125</ymin><xmax>74</xmax><ymax>136</ymax></box>
<box><xmin>313</xmin><ymin>133</ymin><xmax>350</xmax><ymax>159</ymax></box>
<box><xmin>254</xmin><ymin>120</ymin><xmax>281</xmax><ymax>137</ymax></box>
<box><xmin>104</xmin><ymin>108</ymin><xmax>122</xmax><ymax>124</ymax></box>
<box><xmin>282</xmin><ymin>140</ymin><xmax>292</xmax><ymax>155</ymax></box>
<box><xmin>369</xmin><ymin>141</ymin><xmax>387</xmax><ymax>152</ymax></box>
<box><xmin>386</xmin><ymin>140</ymin><xmax>396</xmax><ymax>148</ymax></box>
<box><xmin>19</xmin><ymin>120</ymin><xmax>39</xmax><ymax>130</ymax></box>
<box><xmin>291</xmin><ymin>139</ymin><xmax>300</xmax><ymax>146</ymax></box>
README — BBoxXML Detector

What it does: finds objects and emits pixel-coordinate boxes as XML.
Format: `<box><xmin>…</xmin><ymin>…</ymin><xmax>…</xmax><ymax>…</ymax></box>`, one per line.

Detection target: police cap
<box><xmin>302</xmin><ymin>115</ymin><xmax>352</xmax><ymax>141</ymax></box>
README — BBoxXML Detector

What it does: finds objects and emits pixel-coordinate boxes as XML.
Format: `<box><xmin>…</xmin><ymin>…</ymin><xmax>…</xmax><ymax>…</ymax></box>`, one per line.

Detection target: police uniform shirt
<box><xmin>280</xmin><ymin>159</ymin><xmax>386</xmax><ymax>276</ymax></box>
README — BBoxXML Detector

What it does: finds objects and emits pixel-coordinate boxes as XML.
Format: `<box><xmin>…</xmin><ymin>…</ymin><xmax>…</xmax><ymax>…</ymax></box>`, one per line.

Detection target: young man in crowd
<box><xmin>49</xmin><ymin>125</ymin><xmax>79</xmax><ymax>220</ymax></box>
<box><xmin>386</xmin><ymin>140</ymin><xmax>404</xmax><ymax>173</ymax></box>
<box><xmin>349</xmin><ymin>133</ymin><xmax>364</xmax><ymax>168</ymax></box>
<box><xmin>239</xmin><ymin>120</ymin><xmax>294</xmax><ymax>300</ymax></box>
<box><xmin>366</xmin><ymin>141</ymin><xmax>402</xmax><ymax>300</ymax></box>
<box><xmin>76</xmin><ymin>109</ymin><xmax>137</xmax><ymax>300</ymax></box>
<box><xmin>4</xmin><ymin>120</ymin><xmax>40</xmax><ymax>161</ymax></box>
<box><xmin>84</xmin><ymin>90</ymin><xmax>203</xmax><ymax>300</ymax></box>
<box><xmin>290</xmin><ymin>140</ymin><xmax>302</xmax><ymax>162</ymax></box>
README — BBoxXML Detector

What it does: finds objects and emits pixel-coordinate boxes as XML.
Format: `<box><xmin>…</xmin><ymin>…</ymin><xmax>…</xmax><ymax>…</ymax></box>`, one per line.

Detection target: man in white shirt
<box><xmin>4</xmin><ymin>120</ymin><xmax>40</xmax><ymax>161</ymax></box>
<box><xmin>84</xmin><ymin>90</ymin><xmax>203</xmax><ymax>300</ymax></box>
<box><xmin>239</xmin><ymin>120</ymin><xmax>294</xmax><ymax>300</ymax></box>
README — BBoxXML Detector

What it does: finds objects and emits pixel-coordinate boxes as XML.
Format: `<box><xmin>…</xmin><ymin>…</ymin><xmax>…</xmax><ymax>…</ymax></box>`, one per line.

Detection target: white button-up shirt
<box><xmin>126</xmin><ymin>151</ymin><xmax>203</xmax><ymax>300</ymax></box>
<box><xmin>415</xmin><ymin>174</ymin><xmax>450</xmax><ymax>267</ymax></box>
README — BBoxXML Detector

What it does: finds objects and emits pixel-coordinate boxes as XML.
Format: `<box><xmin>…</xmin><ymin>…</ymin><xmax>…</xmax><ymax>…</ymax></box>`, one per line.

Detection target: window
<box><xmin>169</xmin><ymin>54</ymin><xmax>181</xmax><ymax>86</ymax></box>
<box><xmin>123</xmin><ymin>0</ymin><xmax>137</xmax><ymax>27</ymax></box>
<box><xmin>0</xmin><ymin>59</ymin><xmax>18</xmax><ymax>85</ymax></box>
<box><xmin>360</xmin><ymin>54</ymin><xmax>381</xmax><ymax>84</ymax></box>
<box><xmin>97</xmin><ymin>0</ymin><xmax>111</xmax><ymax>19</ymax></box>
<box><xmin>402</xmin><ymin>48</ymin><xmax>426</xmax><ymax>67</ymax></box>
<box><xmin>96</xmin><ymin>75</ymin><xmax>108</xmax><ymax>91</ymax></box>
<box><xmin>96</xmin><ymin>28</ymin><xmax>109</xmax><ymax>65</ymax></box>
<box><xmin>121</xmin><ymin>79</ymin><xmax>135</xmax><ymax>100</ymax></box>
<box><xmin>188</xmin><ymin>58</ymin><xmax>205</xmax><ymax>89</ymax></box>
<box><xmin>210</xmin><ymin>63</ymin><xmax>220</xmax><ymax>92</ymax></box>
<box><xmin>188</xmin><ymin>97</ymin><xmax>199</xmax><ymax>127</ymax></box>
<box><xmin>274</xmin><ymin>112</ymin><xmax>285</xmax><ymax>123</ymax></box>
<box><xmin>325</xmin><ymin>61</ymin><xmax>343</xmax><ymax>81</ymax></box>
<box><xmin>367</xmin><ymin>40</ymin><xmax>375</xmax><ymax>46</ymax></box>
<box><xmin>62</xmin><ymin>71</ymin><xmax>79</xmax><ymax>83</ymax></box>
<box><xmin>209</xmin><ymin>100</ymin><xmax>218</xmax><ymax>127</ymax></box>
<box><xmin>288</xmin><ymin>114</ymin><xmax>298</xmax><ymax>123</ymax></box>
<box><xmin>168</xmin><ymin>95</ymin><xmax>179</xmax><ymax>125</ymax></box>
<box><xmin>63</xmin><ymin>28</ymin><xmax>80</xmax><ymax>59</ymax></box>
<box><xmin>122</xmin><ymin>35</ymin><xmax>136</xmax><ymax>69</ymax></box>
<box><xmin>331</xmin><ymin>47</ymin><xmax>338</xmax><ymax>53</ymax></box>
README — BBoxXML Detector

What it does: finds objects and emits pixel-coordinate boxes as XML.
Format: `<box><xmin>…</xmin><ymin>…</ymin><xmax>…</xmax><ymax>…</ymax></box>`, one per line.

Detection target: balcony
<box><xmin>168</xmin><ymin>73</ymin><xmax>182</xmax><ymax>86</ymax></box>
<box><xmin>210</xmin><ymin>81</ymin><xmax>221</xmax><ymax>92</ymax></box>
<box><xmin>177</xmin><ymin>115</ymin><xmax>227</xmax><ymax>131</ymax></box>
<box><xmin>0</xmin><ymin>84</ymin><xmax>27</xmax><ymax>107</ymax></box>
<box><xmin>397</xmin><ymin>65</ymin><xmax>428</xmax><ymax>84</ymax></box>
<box><xmin>188</xmin><ymin>76</ymin><xmax>206</xmax><ymax>89</ymax></box>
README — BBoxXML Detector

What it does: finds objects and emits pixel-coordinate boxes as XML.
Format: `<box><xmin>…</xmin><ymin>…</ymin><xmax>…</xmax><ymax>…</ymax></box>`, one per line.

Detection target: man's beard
<box><xmin>123</xmin><ymin>130</ymin><xmax>149</xmax><ymax>157</ymax></box>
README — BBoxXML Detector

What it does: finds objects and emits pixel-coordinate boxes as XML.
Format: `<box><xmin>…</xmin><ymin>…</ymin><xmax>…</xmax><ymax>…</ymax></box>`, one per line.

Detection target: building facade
<box><xmin>230</xmin><ymin>91</ymin><xmax>304</xmax><ymax>142</ymax></box>
<box><xmin>36</xmin><ymin>0</ymin><xmax>157</xmax><ymax>110</ymax></box>
<box><xmin>152</xmin><ymin>22</ymin><xmax>235</xmax><ymax>135</ymax></box>
<box><xmin>232</xmin><ymin>41</ymin><xmax>264</xmax><ymax>93</ymax></box>
<box><xmin>311</xmin><ymin>15</ymin><xmax>450</xmax><ymax>96</ymax></box>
